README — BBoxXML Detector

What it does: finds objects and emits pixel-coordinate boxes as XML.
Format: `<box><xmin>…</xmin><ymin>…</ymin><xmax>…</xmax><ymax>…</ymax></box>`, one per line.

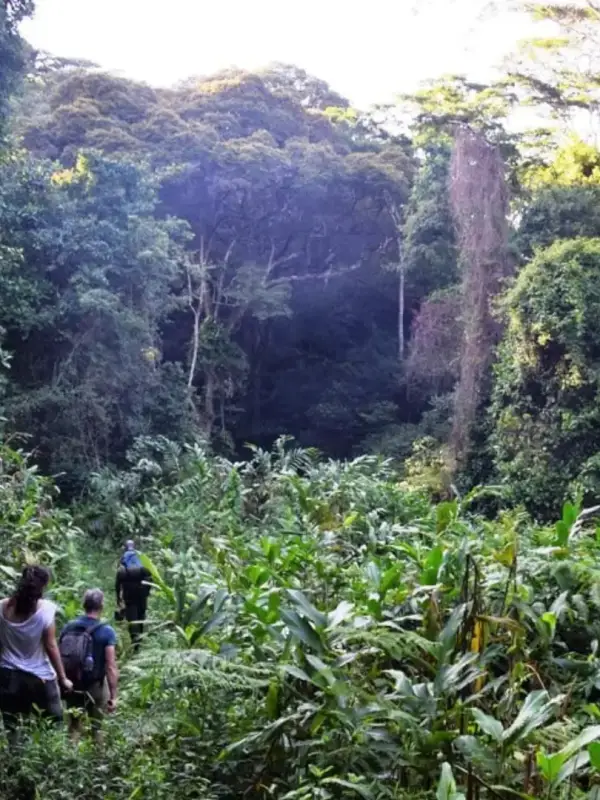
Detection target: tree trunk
<box><xmin>398</xmin><ymin>263</ymin><xmax>405</xmax><ymax>361</ymax></box>
<box><xmin>203</xmin><ymin>369</ymin><xmax>216</xmax><ymax>439</ymax></box>
<box><xmin>188</xmin><ymin>307</ymin><xmax>201</xmax><ymax>390</ymax></box>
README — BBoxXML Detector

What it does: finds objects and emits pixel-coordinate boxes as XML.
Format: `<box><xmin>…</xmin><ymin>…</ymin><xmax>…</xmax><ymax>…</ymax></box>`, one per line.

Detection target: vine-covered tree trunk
<box><xmin>449</xmin><ymin>127</ymin><xmax>511</xmax><ymax>473</ymax></box>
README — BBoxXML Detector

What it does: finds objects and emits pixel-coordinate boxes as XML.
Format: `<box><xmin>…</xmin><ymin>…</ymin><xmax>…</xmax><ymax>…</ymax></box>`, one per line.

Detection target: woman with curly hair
<box><xmin>0</xmin><ymin>565</ymin><xmax>72</xmax><ymax>730</ymax></box>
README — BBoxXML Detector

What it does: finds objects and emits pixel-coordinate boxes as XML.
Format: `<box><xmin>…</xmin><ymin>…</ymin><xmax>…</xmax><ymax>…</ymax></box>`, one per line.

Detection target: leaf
<box><xmin>536</xmin><ymin>750</ymin><xmax>566</xmax><ymax>784</ymax></box>
<box><xmin>540</xmin><ymin>611</ymin><xmax>557</xmax><ymax>637</ymax></box>
<box><xmin>558</xmin><ymin>725</ymin><xmax>600</xmax><ymax>762</ymax></box>
<box><xmin>477</xmin><ymin>614</ymin><xmax>524</xmax><ymax>633</ymax></box>
<box><xmin>286</xmin><ymin>589</ymin><xmax>327</xmax><ymax>627</ymax></box>
<box><xmin>365</xmin><ymin>562</ymin><xmax>381</xmax><ymax>586</ymax></box>
<box><xmin>436</xmin><ymin>762</ymin><xmax>464</xmax><ymax>800</ymax></box>
<box><xmin>549</xmin><ymin>590</ymin><xmax>569</xmax><ymax>620</ymax></box>
<box><xmin>420</xmin><ymin>545</ymin><xmax>444</xmax><ymax>585</ymax></box>
<box><xmin>555</xmin><ymin>751</ymin><xmax>590</xmax><ymax>786</ymax></box>
<box><xmin>589</xmin><ymin>741</ymin><xmax>600</xmax><ymax>771</ymax></box>
<box><xmin>472</xmin><ymin>708</ymin><xmax>504</xmax><ymax>743</ymax></box>
<box><xmin>322</xmin><ymin>778</ymin><xmax>373</xmax><ymax>798</ymax></box>
<box><xmin>139</xmin><ymin>553</ymin><xmax>175</xmax><ymax>604</ymax></box>
<box><xmin>213</xmin><ymin>588</ymin><xmax>229</xmax><ymax>613</ymax></box>
<box><xmin>385</xmin><ymin>669</ymin><xmax>415</xmax><ymax>696</ymax></box>
<box><xmin>342</xmin><ymin>511</ymin><xmax>359</xmax><ymax>528</ymax></box>
<box><xmin>199</xmin><ymin>610</ymin><xmax>228</xmax><ymax>635</ymax></box>
<box><xmin>327</xmin><ymin>600</ymin><xmax>354</xmax><ymax>628</ymax></box>
<box><xmin>282</xmin><ymin>664</ymin><xmax>313</xmax><ymax>683</ymax></box>
<box><xmin>266</xmin><ymin>680</ymin><xmax>279</xmax><ymax>720</ymax></box>
<box><xmin>503</xmin><ymin>691</ymin><xmax>560</xmax><ymax>746</ymax></box>
<box><xmin>436</xmin><ymin>501</ymin><xmax>457</xmax><ymax>533</ymax></box>
<box><xmin>555</xmin><ymin>520</ymin><xmax>570</xmax><ymax>546</ymax></box>
<box><xmin>562</xmin><ymin>501</ymin><xmax>579</xmax><ymax>528</ymax></box>
<box><xmin>281</xmin><ymin>608</ymin><xmax>324</xmax><ymax>652</ymax></box>
<box><xmin>380</xmin><ymin>564</ymin><xmax>402</xmax><ymax>595</ymax></box>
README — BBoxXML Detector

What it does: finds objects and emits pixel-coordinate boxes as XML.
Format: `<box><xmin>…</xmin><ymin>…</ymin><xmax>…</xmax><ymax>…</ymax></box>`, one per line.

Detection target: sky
<box><xmin>21</xmin><ymin>0</ymin><xmax>535</xmax><ymax>108</ymax></box>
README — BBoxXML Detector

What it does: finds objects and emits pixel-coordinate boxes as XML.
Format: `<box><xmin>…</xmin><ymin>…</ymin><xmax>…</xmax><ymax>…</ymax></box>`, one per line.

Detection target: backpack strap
<box><xmin>87</xmin><ymin>621</ymin><xmax>105</xmax><ymax>638</ymax></box>
<box><xmin>60</xmin><ymin>620</ymin><xmax>104</xmax><ymax>640</ymax></box>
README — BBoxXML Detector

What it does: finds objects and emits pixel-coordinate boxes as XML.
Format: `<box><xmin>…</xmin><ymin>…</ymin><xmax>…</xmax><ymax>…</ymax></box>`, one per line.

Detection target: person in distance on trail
<box><xmin>115</xmin><ymin>540</ymin><xmax>151</xmax><ymax>652</ymax></box>
<box><xmin>0</xmin><ymin>565</ymin><xmax>73</xmax><ymax>734</ymax></box>
<box><xmin>120</xmin><ymin>539</ymin><xmax>141</xmax><ymax>570</ymax></box>
<box><xmin>60</xmin><ymin>588</ymin><xmax>118</xmax><ymax>743</ymax></box>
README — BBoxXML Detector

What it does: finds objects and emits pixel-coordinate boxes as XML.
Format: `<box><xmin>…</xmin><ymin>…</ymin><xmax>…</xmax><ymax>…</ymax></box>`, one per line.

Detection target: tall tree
<box><xmin>0</xmin><ymin>0</ymin><xmax>33</xmax><ymax>132</ymax></box>
<box><xmin>508</xmin><ymin>1</ymin><xmax>600</xmax><ymax>129</ymax></box>
<box><xmin>449</xmin><ymin>127</ymin><xmax>511</xmax><ymax>473</ymax></box>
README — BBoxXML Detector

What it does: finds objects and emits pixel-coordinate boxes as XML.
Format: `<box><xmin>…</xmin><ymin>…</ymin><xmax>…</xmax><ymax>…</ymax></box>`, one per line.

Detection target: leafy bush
<box><xmin>4</xmin><ymin>438</ymin><xmax>600</xmax><ymax>798</ymax></box>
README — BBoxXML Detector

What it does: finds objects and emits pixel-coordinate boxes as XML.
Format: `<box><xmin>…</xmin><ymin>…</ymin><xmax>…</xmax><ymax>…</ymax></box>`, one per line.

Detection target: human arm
<box><xmin>42</xmin><ymin>623</ymin><xmax>73</xmax><ymax>692</ymax></box>
<box><xmin>105</xmin><ymin>644</ymin><xmax>119</xmax><ymax>711</ymax></box>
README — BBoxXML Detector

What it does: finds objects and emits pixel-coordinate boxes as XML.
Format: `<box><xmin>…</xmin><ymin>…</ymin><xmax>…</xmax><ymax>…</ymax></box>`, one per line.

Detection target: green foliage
<box><xmin>0</xmin><ymin>0</ymin><xmax>33</xmax><ymax>135</ymax></box>
<box><xmin>4</xmin><ymin>440</ymin><xmax>600</xmax><ymax>798</ymax></box>
<box><xmin>403</xmin><ymin>145</ymin><xmax>457</xmax><ymax>294</ymax></box>
<box><xmin>0</xmin><ymin>149</ymin><xmax>194</xmax><ymax>488</ymax></box>
<box><xmin>0</xmin><ymin>60</ymin><xmax>420</xmax><ymax>468</ymax></box>
<box><xmin>492</xmin><ymin>237</ymin><xmax>600</xmax><ymax>517</ymax></box>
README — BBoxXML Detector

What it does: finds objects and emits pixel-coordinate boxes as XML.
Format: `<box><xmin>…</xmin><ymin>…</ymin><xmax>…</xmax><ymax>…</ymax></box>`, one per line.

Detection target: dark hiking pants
<box><xmin>0</xmin><ymin>666</ymin><xmax>62</xmax><ymax>732</ymax></box>
<box><xmin>124</xmin><ymin>591</ymin><xmax>147</xmax><ymax>651</ymax></box>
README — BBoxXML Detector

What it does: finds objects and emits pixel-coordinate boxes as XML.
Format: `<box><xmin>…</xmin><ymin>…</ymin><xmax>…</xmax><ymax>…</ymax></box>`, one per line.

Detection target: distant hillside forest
<box><xmin>3</xmin><ymin>1</ymin><xmax>600</xmax><ymax>517</ymax></box>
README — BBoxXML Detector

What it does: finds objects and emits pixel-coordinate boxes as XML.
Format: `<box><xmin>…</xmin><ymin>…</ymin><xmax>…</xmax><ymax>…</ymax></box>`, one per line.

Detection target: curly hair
<box><xmin>10</xmin><ymin>565</ymin><xmax>51</xmax><ymax>617</ymax></box>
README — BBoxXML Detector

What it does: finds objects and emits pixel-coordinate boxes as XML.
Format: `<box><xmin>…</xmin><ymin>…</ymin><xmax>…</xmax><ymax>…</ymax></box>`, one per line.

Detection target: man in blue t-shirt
<box><xmin>61</xmin><ymin>588</ymin><xmax>118</xmax><ymax>741</ymax></box>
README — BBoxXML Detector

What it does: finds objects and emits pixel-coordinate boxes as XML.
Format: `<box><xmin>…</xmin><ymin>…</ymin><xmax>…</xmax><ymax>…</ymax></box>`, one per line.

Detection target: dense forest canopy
<box><xmin>1</xmin><ymin>1</ymin><xmax>600</xmax><ymax>518</ymax></box>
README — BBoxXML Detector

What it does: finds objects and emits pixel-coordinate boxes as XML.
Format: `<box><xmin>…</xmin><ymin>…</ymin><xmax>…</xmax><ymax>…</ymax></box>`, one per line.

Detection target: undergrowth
<box><xmin>2</xmin><ymin>436</ymin><xmax>600</xmax><ymax>799</ymax></box>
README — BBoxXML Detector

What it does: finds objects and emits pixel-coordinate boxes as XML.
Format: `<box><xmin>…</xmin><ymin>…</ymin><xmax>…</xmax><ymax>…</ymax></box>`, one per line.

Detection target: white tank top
<box><xmin>0</xmin><ymin>598</ymin><xmax>57</xmax><ymax>680</ymax></box>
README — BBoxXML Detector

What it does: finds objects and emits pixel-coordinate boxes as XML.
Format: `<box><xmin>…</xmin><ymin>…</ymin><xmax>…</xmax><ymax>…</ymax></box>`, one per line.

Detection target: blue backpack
<box><xmin>121</xmin><ymin>550</ymin><xmax>142</xmax><ymax>569</ymax></box>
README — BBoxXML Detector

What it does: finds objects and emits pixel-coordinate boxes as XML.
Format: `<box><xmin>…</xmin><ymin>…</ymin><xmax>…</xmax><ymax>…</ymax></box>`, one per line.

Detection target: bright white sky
<box><xmin>21</xmin><ymin>0</ymin><xmax>536</xmax><ymax>108</ymax></box>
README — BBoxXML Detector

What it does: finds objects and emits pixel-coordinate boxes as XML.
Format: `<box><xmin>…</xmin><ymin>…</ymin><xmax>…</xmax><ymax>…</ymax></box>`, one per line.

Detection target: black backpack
<box><xmin>59</xmin><ymin>621</ymin><xmax>103</xmax><ymax>686</ymax></box>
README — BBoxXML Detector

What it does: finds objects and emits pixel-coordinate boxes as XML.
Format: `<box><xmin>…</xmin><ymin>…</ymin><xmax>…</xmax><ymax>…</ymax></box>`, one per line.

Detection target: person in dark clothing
<box><xmin>61</xmin><ymin>588</ymin><xmax>118</xmax><ymax>743</ymax></box>
<box><xmin>115</xmin><ymin>546</ymin><xmax>151</xmax><ymax>651</ymax></box>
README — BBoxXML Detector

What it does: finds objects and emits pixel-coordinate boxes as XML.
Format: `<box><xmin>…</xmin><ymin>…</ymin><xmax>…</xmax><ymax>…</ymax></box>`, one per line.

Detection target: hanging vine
<box><xmin>449</xmin><ymin>126</ymin><xmax>511</xmax><ymax>473</ymax></box>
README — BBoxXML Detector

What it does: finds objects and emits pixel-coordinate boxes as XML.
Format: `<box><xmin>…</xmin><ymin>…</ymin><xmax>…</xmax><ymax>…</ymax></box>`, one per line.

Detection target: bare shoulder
<box><xmin>39</xmin><ymin>598</ymin><xmax>57</xmax><ymax>625</ymax></box>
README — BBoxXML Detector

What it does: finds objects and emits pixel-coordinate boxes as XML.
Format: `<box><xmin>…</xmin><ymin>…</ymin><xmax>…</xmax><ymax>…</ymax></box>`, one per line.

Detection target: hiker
<box><xmin>116</xmin><ymin>540</ymin><xmax>151</xmax><ymax>651</ymax></box>
<box><xmin>60</xmin><ymin>588</ymin><xmax>118</xmax><ymax>742</ymax></box>
<box><xmin>120</xmin><ymin>539</ymin><xmax>142</xmax><ymax>570</ymax></box>
<box><xmin>0</xmin><ymin>565</ymin><xmax>73</xmax><ymax>733</ymax></box>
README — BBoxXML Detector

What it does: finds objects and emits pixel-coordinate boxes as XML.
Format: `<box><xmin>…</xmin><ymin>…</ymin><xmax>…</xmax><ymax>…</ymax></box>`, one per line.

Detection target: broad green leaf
<box><xmin>282</xmin><ymin>664</ymin><xmax>313</xmax><ymax>683</ymax></box>
<box><xmin>380</xmin><ymin>564</ymin><xmax>402</xmax><ymax>595</ymax></box>
<box><xmin>555</xmin><ymin>520</ymin><xmax>569</xmax><ymax>546</ymax></box>
<box><xmin>558</xmin><ymin>725</ymin><xmax>600</xmax><ymax>762</ymax></box>
<box><xmin>472</xmin><ymin>708</ymin><xmax>504</xmax><ymax>743</ymax></box>
<box><xmin>420</xmin><ymin>545</ymin><xmax>444</xmax><ymax>585</ymax></box>
<box><xmin>503</xmin><ymin>691</ymin><xmax>560</xmax><ymax>746</ymax></box>
<box><xmin>385</xmin><ymin>669</ymin><xmax>415</xmax><ymax>696</ymax></box>
<box><xmin>286</xmin><ymin>589</ymin><xmax>327</xmax><ymax>627</ymax></box>
<box><xmin>139</xmin><ymin>553</ymin><xmax>175</xmax><ymax>604</ymax></box>
<box><xmin>555</xmin><ymin>751</ymin><xmax>590</xmax><ymax>785</ymax></box>
<box><xmin>590</xmin><ymin>741</ymin><xmax>600</xmax><ymax>771</ymax></box>
<box><xmin>365</xmin><ymin>561</ymin><xmax>381</xmax><ymax>586</ymax></box>
<box><xmin>536</xmin><ymin>750</ymin><xmax>566</xmax><ymax>784</ymax></box>
<box><xmin>436</xmin><ymin>762</ymin><xmax>464</xmax><ymax>800</ymax></box>
<box><xmin>327</xmin><ymin>600</ymin><xmax>354</xmax><ymax>628</ymax></box>
<box><xmin>549</xmin><ymin>590</ymin><xmax>569</xmax><ymax>620</ymax></box>
<box><xmin>281</xmin><ymin>608</ymin><xmax>324</xmax><ymax>652</ymax></box>
<box><xmin>562</xmin><ymin>501</ymin><xmax>579</xmax><ymax>528</ymax></box>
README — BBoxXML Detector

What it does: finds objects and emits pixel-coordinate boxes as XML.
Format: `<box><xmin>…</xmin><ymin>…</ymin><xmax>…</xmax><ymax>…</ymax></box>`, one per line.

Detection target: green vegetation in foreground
<box><xmin>3</xmin><ymin>437</ymin><xmax>600</xmax><ymax>799</ymax></box>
